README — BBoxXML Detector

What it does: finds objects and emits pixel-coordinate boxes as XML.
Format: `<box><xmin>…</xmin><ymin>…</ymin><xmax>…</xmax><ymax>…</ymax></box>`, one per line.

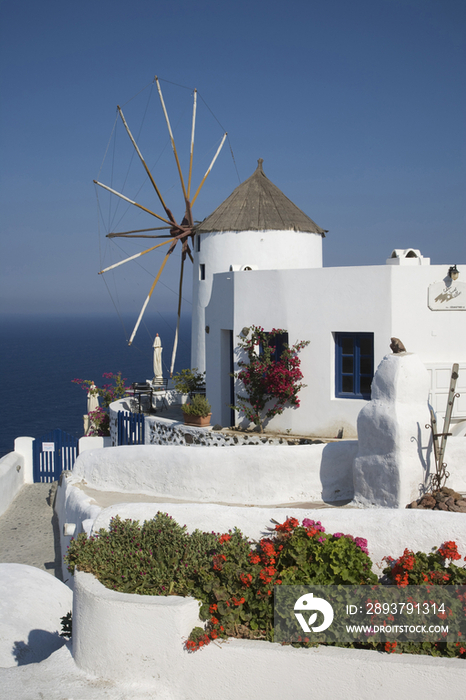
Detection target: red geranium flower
<box><xmin>240</xmin><ymin>573</ymin><xmax>253</xmax><ymax>587</ymax></box>
<box><xmin>212</xmin><ymin>554</ymin><xmax>226</xmax><ymax>571</ymax></box>
<box><xmin>438</xmin><ymin>541</ymin><xmax>461</xmax><ymax>561</ymax></box>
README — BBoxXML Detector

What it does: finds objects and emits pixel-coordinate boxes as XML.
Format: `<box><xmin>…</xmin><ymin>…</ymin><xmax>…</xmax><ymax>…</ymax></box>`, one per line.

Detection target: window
<box><xmin>196</xmin><ymin>235</ymin><xmax>201</xmax><ymax>253</ymax></box>
<box><xmin>199</xmin><ymin>263</ymin><xmax>205</xmax><ymax>280</ymax></box>
<box><xmin>259</xmin><ymin>331</ymin><xmax>289</xmax><ymax>362</ymax></box>
<box><xmin>335</xmin><ymin>333</ymin><xmax>374</xmax><ymax>399</ymax></box>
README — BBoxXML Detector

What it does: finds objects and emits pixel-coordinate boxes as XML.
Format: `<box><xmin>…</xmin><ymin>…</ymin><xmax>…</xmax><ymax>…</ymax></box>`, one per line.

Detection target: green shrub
<box><xmin>60</xmin><ymin>611</ymin><xmax>72</xmax><ymax>638</ymax></box>
<box><xmin>65</xmin><ymin>514</ymin><xmax>218</xmax><ymax>596</ymax></box>
<box><xmin>180</xmin><ymin>394</ymin><xmax>211</xmax><ymax>417</ymax></box>
<box><xmin>64</xmin><ymin>514</ymin><xmax>466</xmax><ymax>659</ymax></box>
<box><xmin>65</xmin><ymin>514</ymin><xmax>376</xmax><ymax>645</ymax></box>
<box><xmin>172</xmin><ymin>368</ymin><xmax>205</xmax><ymax>397</ymax></box>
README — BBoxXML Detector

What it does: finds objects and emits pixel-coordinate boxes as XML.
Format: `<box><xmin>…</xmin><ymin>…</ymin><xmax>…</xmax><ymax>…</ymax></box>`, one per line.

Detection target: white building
<box><xmin>192</xmin><ymin>160</ymin><xmax>466</xmax><ymax>437</ymax></box>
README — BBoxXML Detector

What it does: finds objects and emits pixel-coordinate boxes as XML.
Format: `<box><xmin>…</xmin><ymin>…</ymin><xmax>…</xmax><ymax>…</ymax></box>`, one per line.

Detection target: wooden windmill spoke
<box><xmin>108</xmin><ymin>233</ymin><xmax>173</xmax><ymax>239</ymax></box>
<box><xmin>93</xmin><ymin>180</ymin><xmax>176</xmax><ymax>227</ymax></box>
<box><xmin>98</xmin><ymin>238</ymin><xmax>174</xmax><ymax>275</ymax></box>
<box><xmin>170</xmin><ymin>251</ymin><xmax>186</xmax><ymax>377</ymax></box>
<box><xmin>191</xmin><ymin>132</ymin><xmax>228</xmax><ymax>205</ymax></box>
<box><xmin>155</xmin><ymin>76</ymin><xmax>188</xmax><ymax>202</ymax></box>
<box><xmin>99</xmin><ymin>227</ymin><xmax>194</xmax><ymax>276</ymax></box>
<box><xmin>107</xmin><ymin>226</ymin><xmax>172</xmax><ymax>238</ymax></box>
<box><xmin>128</xmin><ymin>240</ymin><xmax>178</xmax><ymax>346</ymax></box>
<box><xmin>117</xmin><ymin>106</ymin><xmax>177</xmax><ymax>226</ymax></box>
<box><xmin>187</xmin><ymin>89</ymin><xmax>197</xmax><ymax>200</ymax></box>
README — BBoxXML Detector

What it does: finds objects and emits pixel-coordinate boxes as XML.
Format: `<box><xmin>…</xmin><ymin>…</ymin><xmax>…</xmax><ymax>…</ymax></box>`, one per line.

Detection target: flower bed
<box><xmin>71</xmin><ymin>570</ymin><xmax>465</xmax><ymax>697</ymax></box>
<box><xmin>65</xmin><ymin>513</ymin><xmax>466</xmax><ymax>659</ymax></box>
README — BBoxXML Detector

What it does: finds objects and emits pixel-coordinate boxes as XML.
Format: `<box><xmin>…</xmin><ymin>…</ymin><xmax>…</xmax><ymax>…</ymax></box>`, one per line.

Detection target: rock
<box><xmin>418</xmin><ymin>495</ymin><xmax>436</xmax><ymax>508</ymax></box>
<box><xmin>455</xmin><ymin>499</ymin><xmax>466</xmax><ymax>508</ymax></box>
<box><xmin>436</xmin><ymin>486</ymin><xmax>463</xmax><ymax>500</ymax></box>
<box><xmin>447</xmin><ymin>502</ymin><xmax>462</xmax><ymax>513</ymax></box>
<box><xmin>437</xmin><ymin>501</ymin><xmax>448</xmax><ymax>511</ymax></box>
<box><xmin>390</xmin><ymin>337</ymin><xmax>407</xmax><ymax>353</ymax></box>
<box><xmin>434</xmin><ymin>491</ymin><xmax>448</xmax><ymax>502</ymax></box>
<box><xmin>445</xmin><ymin>497</ymin><xmax>456</xmax><ymax>508</ymax></box>
<box><xmin>407</xmin><ymin>500</ymin><xmax>419</xmax><ymax>509</ymax></box>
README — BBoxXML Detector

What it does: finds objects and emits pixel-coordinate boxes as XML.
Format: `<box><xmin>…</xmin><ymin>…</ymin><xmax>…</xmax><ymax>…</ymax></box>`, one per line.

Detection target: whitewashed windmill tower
<box><xmin>191</xmin><ymin>159</ymin><xmax>327</xmax><ymax>373</ymax></box>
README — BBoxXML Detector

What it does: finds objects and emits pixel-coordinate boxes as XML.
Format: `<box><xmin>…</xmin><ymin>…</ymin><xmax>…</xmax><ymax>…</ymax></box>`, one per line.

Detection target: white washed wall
<box><xmin>0</xmin><ymin>564</ymin><xmax>72</xmax><ymax>667</ymax></box>
<box><xmin>0</xmin><ymin>452</ymin><xmax>25</xmax><ymax>517</ymax></box>
<box><xmin>192</xmin><ymin>229</ymin><xmax>323</xmax><ymax>372</ymax></box>
<box><xmin>70</xmin><ymin>442</ymin><xmax>357</xmax><ymax>505</ymax></box>
<box><xmin>55</xmin><ymin>471</ymin><xmax>102</xmax><ymax>585</ymax></box>
<box><xmin>205</xmin><ymin>264</ymin><xmax>465</xmax><ymax>437</ymax></box>
<box><xmin>0</xmin><ymin>436</ymin><xmax>35</xmax><ymax>516</ymax></box>
<box><xmin>72</xmin><ymin>569</ymin><xmax>465</xmax><ymax>698</ymax></box>
<box><xmin>14</xmin><ymin>437</ymin><xmax>34</xmax><ymax>484</ymax></box>
<box><xmin>78</xmin><ymin>436</ymin><xmax>112</xmax><ymax>452</ymax></box>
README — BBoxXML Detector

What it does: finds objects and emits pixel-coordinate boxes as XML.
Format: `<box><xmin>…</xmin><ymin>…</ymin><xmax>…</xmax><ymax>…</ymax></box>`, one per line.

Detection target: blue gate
<box><xmin>33</xmin><ymin>429</ymin><xmax>79</xmax><ymax>483</ymax></box>
<box><xmin>117</xmin><ymin>411</ymin><xmax>145</xmax><ymax>445</ymax></box>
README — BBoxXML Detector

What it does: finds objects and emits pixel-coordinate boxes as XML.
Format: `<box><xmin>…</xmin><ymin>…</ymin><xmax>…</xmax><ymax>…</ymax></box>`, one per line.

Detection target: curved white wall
<box><xmin>0</xmin><ymin>452</ymin><xmax>25</xmax><ymax>517</ymax></box>
<box><xmin>70</xmin><ymin>442</ymin><xmax>356</xmax><ymax>505</ymax></box>
<box><xmin>71</xmin><ymin>570</ymin><xmax>465</xmax><ymax>697</ymax></box>
<box><xmin>55</xmin><ymin>471</ymin><xmax>103</xmax><ymax>585</ymax></box>
<box><xmin>192</xmin><ymin>229</ymin><xmax>323</xmax><ymax>372</ymax></box>
<box><xmin>0</xmin><ymin>564</ymin><xmax>72</xmax><ymax>667</ymax></box>
<box><xmin>73</xmin><ymin>571</ymin><xmax>201</xmax><ymax>684</ymax></box>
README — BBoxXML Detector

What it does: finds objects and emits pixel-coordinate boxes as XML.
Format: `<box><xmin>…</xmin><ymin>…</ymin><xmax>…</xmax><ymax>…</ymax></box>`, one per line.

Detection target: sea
<box><xmin>0</xmin><ymin>313</ymin><xmax>192</xmax><ymax>459</ymax></box>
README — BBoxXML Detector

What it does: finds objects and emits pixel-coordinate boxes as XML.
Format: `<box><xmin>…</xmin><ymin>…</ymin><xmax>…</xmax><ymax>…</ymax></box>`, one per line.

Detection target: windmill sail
<box><xmin>96</xmin><ymin>76</ymin><xmax>227</xmax><ymax>371</ymax></box>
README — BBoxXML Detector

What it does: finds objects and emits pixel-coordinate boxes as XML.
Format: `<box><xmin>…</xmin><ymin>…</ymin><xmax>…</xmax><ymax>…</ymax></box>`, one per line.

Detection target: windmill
<box><xmin>94</xmin><ymin>76</ymin><xmax>227</xmax><ymax>375</ymax></box>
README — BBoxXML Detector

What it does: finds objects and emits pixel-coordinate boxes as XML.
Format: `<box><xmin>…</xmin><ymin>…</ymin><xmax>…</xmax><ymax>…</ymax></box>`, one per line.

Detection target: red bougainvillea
<box><xmin>232</xmin><ymin>326</ymin><xmax>309</xmax><ymax>432</ymax></box>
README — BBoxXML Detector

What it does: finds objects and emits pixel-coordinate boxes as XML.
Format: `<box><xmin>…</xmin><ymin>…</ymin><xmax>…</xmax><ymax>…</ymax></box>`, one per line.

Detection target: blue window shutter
<box><xmin>335</xmin><ymin>333</ymin><xmax>373</xmax><ymax>399</ymax></box>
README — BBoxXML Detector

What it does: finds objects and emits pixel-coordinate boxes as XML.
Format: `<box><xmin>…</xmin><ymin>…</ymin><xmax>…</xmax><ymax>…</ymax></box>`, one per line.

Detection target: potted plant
<box><xmin>172</xmin><ymin>368</ymin><xmax>205</xmax><ymax>403</ymax></box>
<box><xmin>180</xmin><ymin>394</ymin><xmax>212</xmax><ymax>427</ymax></box>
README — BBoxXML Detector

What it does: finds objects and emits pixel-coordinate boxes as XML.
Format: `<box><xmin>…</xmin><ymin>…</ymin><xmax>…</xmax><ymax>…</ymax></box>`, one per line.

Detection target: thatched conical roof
<box><xmin>195</xmin><ymin>159</ymin><xmax>327</xmax><ymax>235</ymax></box>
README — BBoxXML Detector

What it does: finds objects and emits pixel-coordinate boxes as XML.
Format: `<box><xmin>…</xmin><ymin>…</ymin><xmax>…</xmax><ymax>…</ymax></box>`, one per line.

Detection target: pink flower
<box><xmin>354</xmin><ymin>537</ymin><xmax>369</xmax><ymax>555</ymax></box>
<box><xmin>303</xmin><ymin>519</ymin><xmax>325</xmax><ymax>532</ymax></box>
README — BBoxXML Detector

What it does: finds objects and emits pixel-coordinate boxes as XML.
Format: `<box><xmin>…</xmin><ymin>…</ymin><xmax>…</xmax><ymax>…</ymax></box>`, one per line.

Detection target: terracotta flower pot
<box><xmin>183</xmin><ymin>413</ymin><xmax>212</xmax><ymax>427</ymax></box>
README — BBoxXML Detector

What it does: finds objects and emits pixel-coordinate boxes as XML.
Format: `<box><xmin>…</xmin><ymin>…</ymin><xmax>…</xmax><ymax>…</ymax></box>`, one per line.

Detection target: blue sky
<box><xmin>1</xmin><ymin>0</ymin><xmax>464</xmax><ymax>322</ymax></box>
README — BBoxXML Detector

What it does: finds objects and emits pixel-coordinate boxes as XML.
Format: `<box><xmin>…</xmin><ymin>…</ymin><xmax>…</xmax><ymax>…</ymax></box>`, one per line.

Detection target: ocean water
<box><xmin>0</xmin><ymin>313</ymin><xmax>191</xmax><ymax>458</ymax></box>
